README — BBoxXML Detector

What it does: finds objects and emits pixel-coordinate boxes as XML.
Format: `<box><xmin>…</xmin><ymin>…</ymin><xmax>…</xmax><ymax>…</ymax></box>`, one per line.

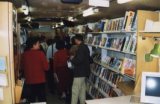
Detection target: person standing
<box><xmin>21</xmin><ymin>36</ymin><xmax>49</xmax><ymax>103</ymax></box>
<box><xmin>53</xmin><ymin>40</ymin><xmax>72</xmax><ymax>99</ymax></box>
<box><xmin>71</xmin><ymin>35</ymin><xmax>91</xmax><ymax>104</ymax></box>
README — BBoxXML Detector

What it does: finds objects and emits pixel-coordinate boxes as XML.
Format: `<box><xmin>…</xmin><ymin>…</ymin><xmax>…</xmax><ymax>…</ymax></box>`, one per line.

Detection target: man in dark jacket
<box><xmin>71</xmin><ymin>35</ymin><xmax>90</xmax><ymax>104</ymax></box>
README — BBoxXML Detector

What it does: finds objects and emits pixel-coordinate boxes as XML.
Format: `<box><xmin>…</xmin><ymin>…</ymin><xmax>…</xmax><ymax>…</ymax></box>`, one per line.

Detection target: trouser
<box><xmin>71</xmin><ymin>77</ymin><xmax>86</xmax><ymax>104</ymax></box>
<box><xmin>46</xmin><ymin>68</ymin><xmax>55</xmax><ymax>93</ymax></box>
<box><xmin>26</xmin><ymin>83</ymin><xmax>46</xmax><ymax>103</ymax></box>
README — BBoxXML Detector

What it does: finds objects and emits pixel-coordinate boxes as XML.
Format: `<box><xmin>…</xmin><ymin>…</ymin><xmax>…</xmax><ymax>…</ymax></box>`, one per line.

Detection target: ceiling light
<box><xmin>117</xmin><ymin>0</ymin><xmax>133</xmax><ymax>4</ymax></box>
<box><xmin>83</xmin><ymin>7</ymin><xmax>99</xmax><ymax>17</ymax></box>
<box><xmin>55</xmin><ymin>24</ymin><xmax>59</xmax><ymax>28</ymax></box>
<box><xmin>89</xmin><ymin>0</ymin><xmax>109</xmax><ymax>7</ymax></box>
<box><xmin>68</xmin><ymin>16</ymin><xmax>74</xmax><ymax>21</ymax></box>
<box><xmin>21</xmin><ymin>5</ymin><xmax>29</xmax><ymax>15</ymax></box>
<box><xmin>60</xmin><ymin>22</ymin><xmax>64</xmax><ymax>25</ymax></box>
<box><xmin>52</xmin><ymin>26</ymin><xmax>55</xmax><ymax>29</ymax></box>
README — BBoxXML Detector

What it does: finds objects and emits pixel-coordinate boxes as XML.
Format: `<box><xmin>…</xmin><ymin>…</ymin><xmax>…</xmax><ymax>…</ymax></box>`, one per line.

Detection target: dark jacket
<box><xmin>71</xmin><ymin>43</ymin><xmax>90</xmax><ymax>77</ymax></box>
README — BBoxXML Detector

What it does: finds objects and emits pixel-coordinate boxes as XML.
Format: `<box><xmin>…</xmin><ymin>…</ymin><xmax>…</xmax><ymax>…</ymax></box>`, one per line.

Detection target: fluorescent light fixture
<box><xmin>89</xmin><ymin>0</ymin><xmax>109</xmax><ymax>7</ymax></box>
<box><xmin>117</xmin><ymin>0</ymin><xmax>133</xmax><ymax>4</ymax></box>
<box><xmin>83</xmin><ymin>7</ymin><xmax>99</xmax><ymax>17</ymax></box>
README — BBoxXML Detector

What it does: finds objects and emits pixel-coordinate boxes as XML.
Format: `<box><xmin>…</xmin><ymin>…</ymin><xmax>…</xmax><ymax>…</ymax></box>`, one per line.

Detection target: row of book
<box><xmin>91</xmin><ymin>64</ymin><xmax>123</xmax><ymax>86</ymax></box>
<box><xmin>88</xmin><ymin>85</ymin><xmax>105</xmax><ymax>99</ymax></box>
<box><xmin>97</xmin><ymin>79</ymin><xmax>118</xmax><ymax>97</ymax></box>
<box><xmin>93</xmin><ymin>54</ymin><xmax>136</xmax><ymax>78</ymax></box>
<box><xmin>103</xmin><ymin>17</ymin><xmax>124</xmax><ymax>32</ymax></box>
<box><xmin>86</xmin><ymin>11</ymin><xmax>137</xmax><ymax>32</ymax></box>
<box><xmin>88</xmin><ymin>73</ymin><xmax>119</xmax><ymax>97</ymax></box>
<box><xmin>86</xmin><ymin>34</ymin><xmax>136</xmax><ymax>53</ymax></box>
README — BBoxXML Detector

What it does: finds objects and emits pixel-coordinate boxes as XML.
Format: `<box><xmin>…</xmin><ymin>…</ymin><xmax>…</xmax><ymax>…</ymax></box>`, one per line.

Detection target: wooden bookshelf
<box><xmin>88</xmin><ymin>31</ymin><xmax>136</xmax><ymax>34</ymax></box>
<box><xmin>139</xmin><ymin>31</ymin><xmax>160</xmax><ymax>38</ymax></box>
<box><xmin>0</xmin><ymin>2</ymin><xmax>15</xmax><ymax>104</ymax></box>
<box><xmin>117</xmin><ymin>81</ymin><xmax>135</xmax><ymax>95</ymax></box>
<box><xmin>134</xmin><ymin>10</ymin><xmax>159</xmax><ymax>95</ymax></box>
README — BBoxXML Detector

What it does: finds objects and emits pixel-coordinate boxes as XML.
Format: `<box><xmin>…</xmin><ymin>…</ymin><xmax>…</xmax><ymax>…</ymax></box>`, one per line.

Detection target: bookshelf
<box><xmin>0</xmin><ymin>2</ymin><xmax>15</xmax><ymax>104</ymax></box>
<box><xmin>89</xmin><ymin>31</ymin><xmax>136</xmax><ymax>34</ymax></box>
<box><xmin>86</xmin><ymin>10</ymin><xmax>159</xmax><ymax>99</ymax></box>
<box><xmin>134</xmin><ymin>10</ymin><xmax>159</xmax><ymax>95</ymax></box>
<box><xmin>93</xmin><ymin>59</ymin><xmax>135</xmax><ymax>81</ymax></box>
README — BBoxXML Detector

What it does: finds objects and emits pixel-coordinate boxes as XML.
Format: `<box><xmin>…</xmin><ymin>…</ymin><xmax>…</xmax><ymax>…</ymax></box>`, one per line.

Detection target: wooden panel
<box><xmin>0</xmin><ymin>2</ymin><xmax>15</xmax><ymax>104</ymax></box>
<box><xmin>134</xmin><ymin>10</ymin><xmax>159</xmax><ymax>95</ymax></box>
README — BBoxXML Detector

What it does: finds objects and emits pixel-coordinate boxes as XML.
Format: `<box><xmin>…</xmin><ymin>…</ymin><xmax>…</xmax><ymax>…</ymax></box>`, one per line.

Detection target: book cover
<box><xmin>122</xmin><ymin>11</ymin><xmax>129</xmax><ymax>30</ymax></box>
<box><xmin>100</xmin><ymin>37</ymin><xmax>108</xmax><ymax>47</ymax></box>
<box><xmin>131</xmin><ymin>36</ymin><xmax>137</xmax><ymax>53</ymax></box>
<box><xmin>117</xmin><ymin>38</ymin><xmax>125</xmax><ymax>51</ymax></box>
<box><xmin>126</xmin><ymin>11</ymin><xmax>135</xmax><ymax>31</ymax></box>
<box><xmin>114</xmin><ymin>59</ymin><xmax>123</xmax><ymax>71</ymax></box>
<box><xmin>103</xmin><ymin>19</ymin><xmax>109</xmax><ymax>32</ymax></box>
<box><xmin>122</xmin><ymin>36</ymin><xmax>130</xmax><ymax>52</ymax></box>
<box><xmin>121</xmin><ymin>58</ymin><xmax>136</xmax><ymax>77</ymax></box>
<box><xmin>126</xmin><ymin>35</ymin><xmax>133</xmax><ymax>52</ymax></box>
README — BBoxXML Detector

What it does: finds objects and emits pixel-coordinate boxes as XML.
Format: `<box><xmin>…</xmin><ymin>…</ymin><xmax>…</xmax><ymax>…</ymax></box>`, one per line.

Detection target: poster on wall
<box><xmin>0</xmin><ymin>74</ymin><xmax>8</xmax><ymax>87</ymax></box>
<box><xmin>0</xmin><ymin>88</ymin><xmax>3</xmax><ymax>101</ymax></box>
<box><xmin>0</xmin><ymin>56</ymin><xmax>7</xmax><ymax>71</ymax></box>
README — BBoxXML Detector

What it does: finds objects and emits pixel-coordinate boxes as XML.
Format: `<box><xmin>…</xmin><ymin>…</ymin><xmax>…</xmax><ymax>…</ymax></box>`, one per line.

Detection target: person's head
<box><xmin>26</xmin><ymin>36</ymin><xmax>40</xmax><ymax>50</ymax></box>
<box><xmin>74</xmin><ymin>34</ymin><xmax>84</xmax><ymax>45</ymax></box>
<box><xmin>56</xmin><ymin>40</ymin><xmax>65</xmax><ymax>50</ymax></box>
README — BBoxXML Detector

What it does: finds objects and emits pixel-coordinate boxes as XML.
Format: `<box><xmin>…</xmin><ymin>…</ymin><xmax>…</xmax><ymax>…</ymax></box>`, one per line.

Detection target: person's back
<box><xmin>54</xmin><ymin>49</ymin><xmax>68</xmax><ymax>68</ymax></box>
<box><xmin>21</xmin><ymin>36</ymin><xmax>48</xmax><ymax>103</ymax></box>
<box><xmin>72</xmin><ymin>44</ymin><xmax>90</xmax><ymax>77</ymax></box>
<box><xmin>22</xmin><ymin>50</ymin><xmax>48</xmax><ymax>84</ymax></box>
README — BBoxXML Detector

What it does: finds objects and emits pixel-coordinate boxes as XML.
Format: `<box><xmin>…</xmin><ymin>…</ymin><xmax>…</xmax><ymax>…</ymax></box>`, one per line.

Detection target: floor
<box><xmin>46</xmin><ymin>92</ymin><xmax>65</xmax><ymax>104</ymax></box>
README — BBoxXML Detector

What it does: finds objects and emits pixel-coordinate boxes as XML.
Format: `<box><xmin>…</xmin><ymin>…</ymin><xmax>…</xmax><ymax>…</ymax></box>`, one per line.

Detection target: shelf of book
<box><xmin>88</xmin><ymin>31</ymin><xmax>136</xmax><ymax>34</ymax></box>
<box><xmin>91</xmin><ymin>71</ymin><xmax>117</xmax><ymax>88</ymax></box>
<box><xmin>87</xmin><ymin>79</ymin><xmax>109</xmax><ymax>97</ymax></box>
<box><xmin>139</xmin><ymin>31</ymin><xmax>160</xmax><ymax>38</ymax></box>
<box><xmin>86</xmin><ymin>43</ymin><xmax>136</xmax><ymax>55</ymax></box>
<box><xmin>93</xmin><ymin>60</ymin><xmax>136</xmax><ymax>81</ymax></box>
<box><xmin>87</xmin><ymin>91</ymin><xmax>95</xmax><ymax>99</ymax></box>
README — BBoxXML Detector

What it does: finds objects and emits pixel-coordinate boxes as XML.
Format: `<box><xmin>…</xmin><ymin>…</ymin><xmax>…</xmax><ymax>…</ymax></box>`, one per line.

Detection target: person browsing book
<box><xmin>70</xmin><ymin>35</ymin><xmax>91</xmax><ymax>104</ymax></box>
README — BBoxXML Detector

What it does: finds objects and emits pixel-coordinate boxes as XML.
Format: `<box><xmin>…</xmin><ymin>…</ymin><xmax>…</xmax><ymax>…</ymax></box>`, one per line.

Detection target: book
<box><xmin>126</xmin><ymin>35</ymin><xmax>133</xmax><ymax>52</ymax></box>
<box><xmin>125</xmin><ymin>11</ymin><xmax>135</xmax><ymax>31</ymax></box>
<box><xmin>122</xmin><ymin>11</ymin><xmax>129</xmax><ymax>30</ymax></box>
<box><xmin>100</xmin><ymin>37</ymin><xmax>108</xmax><ymax>47</ymax></box>
<box><xmin>103</xmin><ymin>19</ymin><xmax>109</xmax><ymax>32</ymax></box>
<box><xmin>122</xmin><ymin>36</ymin><xmax>130</xmax><ymax>52</ymax></box>
<box><xmin>121</xmin><ymin>58</ymin><xmax>136</xmax><ymax>77</ymax></box>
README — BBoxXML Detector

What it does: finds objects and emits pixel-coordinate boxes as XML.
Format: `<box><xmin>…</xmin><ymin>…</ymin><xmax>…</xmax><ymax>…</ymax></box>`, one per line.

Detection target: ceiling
<box><xmin>13</xmin><ymin>0</ymin><xmax>160</xmax><ymax>27</ymax></box>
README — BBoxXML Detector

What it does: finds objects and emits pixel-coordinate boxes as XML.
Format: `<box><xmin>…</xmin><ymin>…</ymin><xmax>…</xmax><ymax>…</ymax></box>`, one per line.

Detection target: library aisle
<box><xmin>46</xmin><ymin>91</ymin><xmax>65</xmax><ymax>104</ymax></box>
<box><xmin>0</xmin><ymin>0</ymin><xmax>160</xmax><ymax>104</ymax></box>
